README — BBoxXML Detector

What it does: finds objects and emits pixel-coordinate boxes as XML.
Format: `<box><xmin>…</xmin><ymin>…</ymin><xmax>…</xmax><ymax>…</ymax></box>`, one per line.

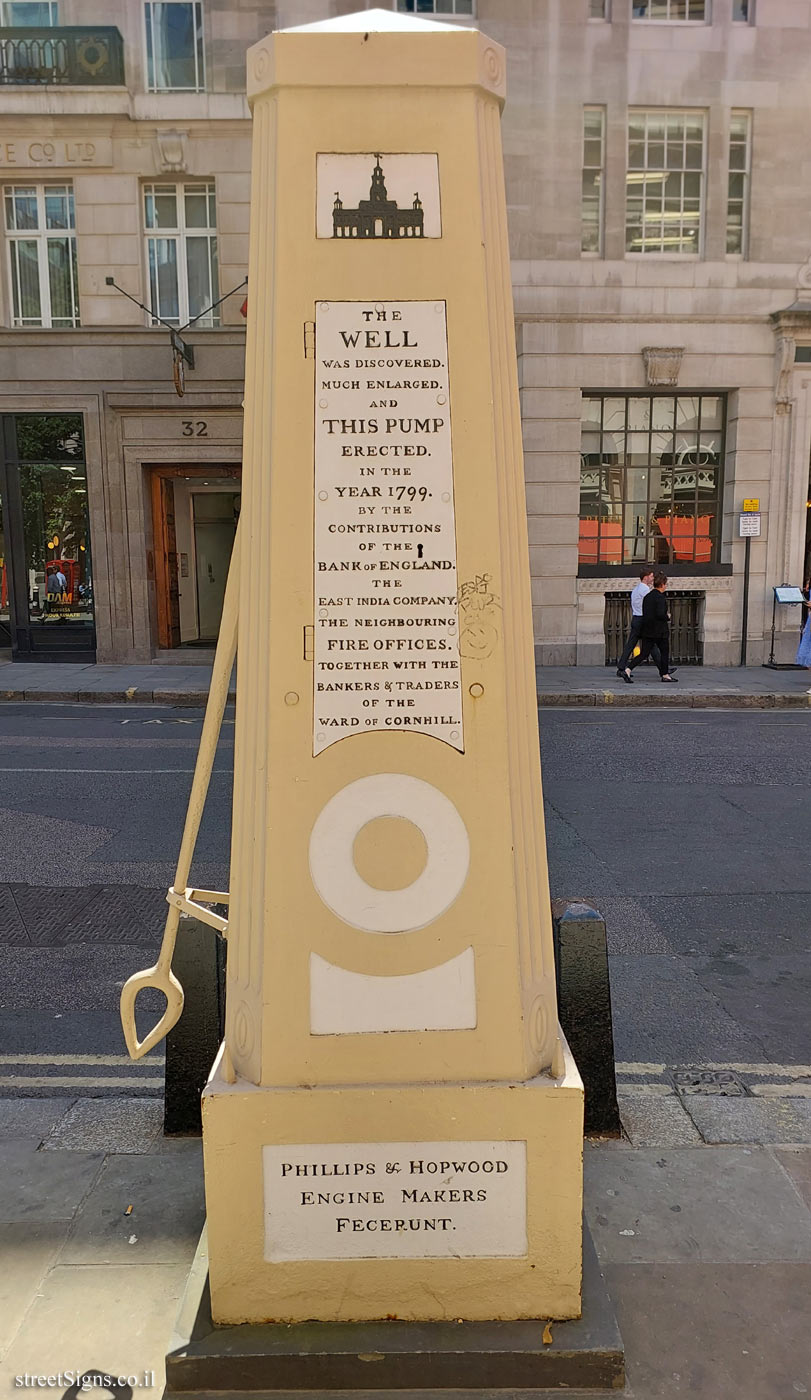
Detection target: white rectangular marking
<box><xmin>314</xmin><ymin>300</ymin><xmax>463</xmax><ymax>755</ymax></box>
<box><xmin>264</xmin><ymin>1140</ymin><xmax>526</xmax><ymax>1261</ymax></box>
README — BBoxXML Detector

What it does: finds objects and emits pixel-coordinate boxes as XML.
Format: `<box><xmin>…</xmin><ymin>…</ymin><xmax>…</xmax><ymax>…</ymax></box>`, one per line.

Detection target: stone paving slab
<box><xmin>618</xmin><ymin>1095</ymin><xmax>702</xmax><ymax>1148</ymax></box>
<box><xmin>2</xmin><ymin>1262</ymin><xmax>191</xmax><ymax>1394</ymax></box>
<box><xmin>605</xmin><ymin>1260</ymin><xmax>811</xmax><ymax>1399</ymax></box>
<box><xmin>60</xmin><ymin>1149</ymin><xmax>204</xmax><ymax>1265</ymax></box>
<box><xmin>42</xmin><ymin>1097</ymin><xmax>164</xmax><ymax>1154</ymax></box>
<box><xmin>682</xmin><ymin>1095</ymin><xmax>811</xmax><ymax>1145</ymax></box>
<box><xmin>0</xmin><ymin>1099</ymin><xmax>73</xmax><ymax>1140</ymax></box>
<box><xmin>0</xmin><ymin>1222</ymin><xmax>70</xmax><ymax>1361</ymax></box>
<box><xmin>585</xmin><ymin>1143</ymin><xmax>811</xmax><ymax>1264</ymax></box>
<box><xmin>0</xmin><ymin>1139</ymin><xmax>103</xmax><ymax>1223</ymax></box>
<box><xmin>773</xmin><ymin>1147</ymin><xmax>811</xmax><ymax>1210</ymax></box>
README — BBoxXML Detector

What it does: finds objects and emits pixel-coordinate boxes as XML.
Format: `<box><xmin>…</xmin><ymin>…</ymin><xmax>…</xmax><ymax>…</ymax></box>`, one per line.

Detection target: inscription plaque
<box><xmin>264</xmin><ymin>1140</ymin><xmax>527</xmax><ymax>1261</ymax></box>
<box><xmin>314</xmin><ymin>300</ymin><xmax>463</xmax><ymax>755</ymax></box>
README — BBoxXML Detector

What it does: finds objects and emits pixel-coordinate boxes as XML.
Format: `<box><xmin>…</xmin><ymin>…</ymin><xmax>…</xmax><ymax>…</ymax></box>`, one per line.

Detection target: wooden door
<box><xmin>152</xmin><ymin>472</ymin><xmax>181</xmax><ymax>649</ymax></box>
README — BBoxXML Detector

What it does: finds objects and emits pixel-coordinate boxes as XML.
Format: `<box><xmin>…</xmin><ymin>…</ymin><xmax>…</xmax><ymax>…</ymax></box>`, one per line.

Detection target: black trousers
<box><xmin>618</xmin><ymin>617</ymin><xmax>662</xmax><ymax>671</ymax></box>
<box><xmin>630</xmin><ymin>634</ymin><xmax>670</xmax><ymax>677</ymax></box>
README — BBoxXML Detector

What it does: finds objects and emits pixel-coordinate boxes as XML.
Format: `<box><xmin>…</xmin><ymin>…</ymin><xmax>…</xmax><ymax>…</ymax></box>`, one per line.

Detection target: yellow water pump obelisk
<box><xmin>200</xmin><ymin>8</ymin><xmax>584</xmax><ymax>1326</ymax></box>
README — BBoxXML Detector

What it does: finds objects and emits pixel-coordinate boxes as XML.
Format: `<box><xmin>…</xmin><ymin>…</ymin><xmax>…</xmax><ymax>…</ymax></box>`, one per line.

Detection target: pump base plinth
<box><xmin>164</xmin><ymin>1223</ymin><xmax>622</xmax><ymax>1396</ymax></box>
<box><xmin>200</xmin><ymin>1048</ymin><xmax>584</xmax><ymax>1325</ymax></box>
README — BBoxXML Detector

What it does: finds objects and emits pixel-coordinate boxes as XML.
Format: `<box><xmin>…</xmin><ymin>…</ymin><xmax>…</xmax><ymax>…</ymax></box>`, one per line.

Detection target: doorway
<box><xmin>149</xmin><ymin>465</ymin><xmax>240</xmax><ymax>652</ymax></box>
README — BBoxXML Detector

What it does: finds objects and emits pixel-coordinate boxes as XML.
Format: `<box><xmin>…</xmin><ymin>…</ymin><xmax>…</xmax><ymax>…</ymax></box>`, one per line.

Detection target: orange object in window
<box><xmin>654</xmin><ymin>516</ymin><xmax>713</xmax><ymax>564</ymax></box>
<box><xmin>47</xmin><ymin>556</ymin><xmax>78</xmax><ymax>602</ymax></box>
<box><xmin>578</xmin><ymin>519</ymin><xmax>623</xmax><ymax>565</ymax></box>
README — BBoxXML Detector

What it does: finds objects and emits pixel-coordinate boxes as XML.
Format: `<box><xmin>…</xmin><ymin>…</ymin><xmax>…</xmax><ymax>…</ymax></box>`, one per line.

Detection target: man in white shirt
<box><xmin>616</xmin><ymin>565</ymin><xmax>658</xmax><ymax>677</ymax></box>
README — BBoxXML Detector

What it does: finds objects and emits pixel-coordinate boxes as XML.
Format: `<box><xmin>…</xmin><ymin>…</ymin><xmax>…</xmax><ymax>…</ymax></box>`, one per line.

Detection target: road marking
<box><xmin>617</xmin><ymin>1062</ymin><xmax>811</xmax><ymax>1077</ymax></box>
<box><xmin>0</xmin><ymin>1053</ymin><xmax>164</xmax><ymax>1066</ymax></box>
<box><xmin>0</xmin><ymin>767</ymin><xmax>232</xmax><ymax>774</ymax></box>
<box><xmin>0</xmin><ymin>1074</ymin><xmax>164</xmax><ymax>1088</ymax></box>
<box><xmin>749</xmin><ymin>1084</ymin><xmax>811</xmax><ymax>1098</ymax></box>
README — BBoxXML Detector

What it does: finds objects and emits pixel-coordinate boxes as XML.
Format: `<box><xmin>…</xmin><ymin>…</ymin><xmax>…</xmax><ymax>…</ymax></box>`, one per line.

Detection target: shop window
<box><xmin>626</xmin><ymin>111</ymin><xmax>705</xmax><ymax>255</ymax></box>
<box><xmin>4</xmin><ymin>183</ymin><xmax>79</xmax><ymax>327</ymax></box>
<box><xmin>395</xmin><ymin>1</ymin><xmax>475</xmax><ymax>14</ymax></box>
<box><xmin>0</xmin><ymin>413</ymin><xmax>94</xmax><ymax>658</ymax></box>
<box><xmin>589</xmin><ymin>0</ymin><xmax>609</xmax><ymax>16</ymax></box>
<box><xmin>726</xmin><ymin>111</ymin><xmax>751</xmax><ymax>255</ymax></box>
<box><xmin>579</xmin><ymin>393</ymin><xmax>725</xmax><ymax>569</ymax></box>
<box><xmin>632</xmin><ymin>1</ymin><xmax>708</xmax><ymax>18</ymax></box>
<box><xmin>144</xmin><ymin>181</ymin><xmax>218</xmax><ymax>327</ymax></box>
<box><xmin>582</xmin><ymin>107</ymin><xmax>605</xmax><ymax>255</ymax></box>
<box><xmin>144</xmin><ymin>1</ymin><xmax>204</xmax><ymax>92</ymax></box>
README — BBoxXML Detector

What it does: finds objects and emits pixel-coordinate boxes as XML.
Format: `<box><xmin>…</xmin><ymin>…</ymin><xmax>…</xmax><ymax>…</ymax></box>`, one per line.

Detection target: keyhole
<box><xmin>417</xmin><ymin>543</ymin><xmax>424</xmax><ymax>559</ymax></box>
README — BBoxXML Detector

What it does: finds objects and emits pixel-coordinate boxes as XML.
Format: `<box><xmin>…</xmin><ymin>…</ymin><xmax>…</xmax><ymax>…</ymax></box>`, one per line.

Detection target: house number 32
<box><xmin>182</xmin><ymin>420</ymin><xmax>208</xmax><ymax>436</ymax></box>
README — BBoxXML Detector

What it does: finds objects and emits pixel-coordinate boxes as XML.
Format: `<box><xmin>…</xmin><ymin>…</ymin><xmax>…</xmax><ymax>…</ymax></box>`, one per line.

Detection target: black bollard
<box><xmin>552</xmin><ymin>900</ymin><xmax>621</xmax><ymax>1137</ymax></box>
<box><xmin>163</xmin><ymin>915</ymin><xmax>226</xmax><ymax>1136</ymax></box>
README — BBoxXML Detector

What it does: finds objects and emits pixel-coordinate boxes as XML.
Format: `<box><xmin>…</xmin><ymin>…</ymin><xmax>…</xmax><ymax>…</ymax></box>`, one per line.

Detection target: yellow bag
<box><xmin>632</xmin><ymin>644</ymin><xmax>641</xmax><ymax>658</ymax></box>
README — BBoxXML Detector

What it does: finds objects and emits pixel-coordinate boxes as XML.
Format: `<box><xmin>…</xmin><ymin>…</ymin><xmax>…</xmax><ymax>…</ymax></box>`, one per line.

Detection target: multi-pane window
<box><xmin>0</xmin><ymin>2</ymin><xmax>57</xmax><ymax>21</ymax></box>
<box><xmin>396</xmin><ymin>1</ymin><xmax>474</xmax><ymax>12</ymax></box>
<box><xmin>582</xmin><ymin>108</ymin><xmax>605</xmax><ymax>255</ymax></box>
<box><xmin>726</xmin><ymin>111</ymin><xmax>751</xmax><ymax>255</ymax></box>
<box><xmin>589</xmin><ymin>0</ymin><xmax>609</xmax><ymax>16</ymax></box>
<box><xmin>626</xmin><ymin>112</ymin><xmax>704</xmax><ymax>254</ymax></box>
<box><xmin>732</xmin><ymin>0</ymin><xmax>750</xmax><ymax>18</ymax></box>
<box><xmin>632</xmin><ymin>1</ymin><xmax>707</xmax><ymax>18</ymax></box>
<box><xmin>144</xmin><ymin>2</ymin><xmax>204</xmax><ymax>92</ymax></box>
<box><xmin>579</xmin><ymin>394</ymin><xmax>724</xmax><ymax>568</ymax></box>
<box><xmin>4</xmin><ymin>184</ymin><xmax>79</xmax><ymax>328</ymax></box>
<box><xmin>144</xmin><ymin>182</ymin><xmax>218</xmax><ymax>327</ymax></box>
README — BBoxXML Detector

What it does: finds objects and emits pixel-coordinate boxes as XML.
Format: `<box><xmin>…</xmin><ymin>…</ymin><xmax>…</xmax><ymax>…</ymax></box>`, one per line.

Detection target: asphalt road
<box><xmin>0</xmin><ymin>702</ymin><xmax>809</xmax><ymax>1096</ymax></box>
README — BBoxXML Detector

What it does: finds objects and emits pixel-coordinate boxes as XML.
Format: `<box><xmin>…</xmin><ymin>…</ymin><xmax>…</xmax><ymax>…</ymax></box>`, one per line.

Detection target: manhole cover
<box><xmin>670</xmin><ymin>1069</ymin><xmax>747</xmax><ymax>1096</ymax></box>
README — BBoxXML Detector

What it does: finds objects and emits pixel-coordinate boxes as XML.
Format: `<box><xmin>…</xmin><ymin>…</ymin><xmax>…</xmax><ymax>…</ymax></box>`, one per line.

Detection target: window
<box><xmin>582</xmin><ymin>108</ymin><xmax>605</xmax><ymax>255</ymax></box>
<box><xmin>396</xmin><ymin>1</ymin><xmax>474</xmax><ymax>13</ymax></box>
<box><xmin>732</xmin><ymin>0</ymin><xmax>750</xmax><ymax>18</ymax></box>
<box><xmin>144</xmin><ymin>182</ymin><xmax>218</xmax><ymax>327</ymax></box>
<box><xmin>4</xmin><ymin>184</ymin><xmax>78</xmax><ymax>328</ymax></box>
<box><xmin>144</xmin><ymin>2</ymin><xmax>204</xmax><ymax>92</ymax></box>
<box><xmin>632</xmin><ymin>1</ymin><xmax>707</xmax><ymax>18</ymax></box>
<box><xmin>579</xmin><ymin>394</ymin><xmax>724</xmax><ymax>569</ymax></box>
<box><xmin>0</xmin><ymin>2</ymin><xmax>57</xmax><ymax>21</ymax></box>
<box><xmin>726</xmin><ymin>111</ymin><xmax>751</xmax><ymax>255</ymax></box>
<box><xmin>626</xmin><ymin>111</ymin><xmax>704</xmax><ymax>255</ymax></box>
<box><xmin>589</xmin><ymin>0</ymin><xmax>609</xmax><ymax>15</ymax></box>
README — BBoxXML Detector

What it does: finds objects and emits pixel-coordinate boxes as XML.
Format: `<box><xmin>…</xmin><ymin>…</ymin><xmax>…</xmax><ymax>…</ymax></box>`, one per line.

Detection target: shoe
<box><xmin>616</xmin><ymin>669</ymin><xmax>625</xmax><ymax>678</ymax></box>
<box><xmin>623</xmin><ymin>669</ymin><xmax>633</xmax><ymax>684</ymax></box>
<box><xmin>661</xmin><ymin>674</ymin><xmax>678</xmax><ymax>682</ymax></box>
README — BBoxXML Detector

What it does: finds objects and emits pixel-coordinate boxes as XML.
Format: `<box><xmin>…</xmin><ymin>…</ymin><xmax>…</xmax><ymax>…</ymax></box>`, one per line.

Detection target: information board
<box><xmin>313</xmin><ymin>301</ymin><xmax>463</xmax><ymax>755</ymax></box>
<box><xmin>264</xmin><ymin>1140</ymin><xmax>527</xmax><ymax>1261</ymax></box>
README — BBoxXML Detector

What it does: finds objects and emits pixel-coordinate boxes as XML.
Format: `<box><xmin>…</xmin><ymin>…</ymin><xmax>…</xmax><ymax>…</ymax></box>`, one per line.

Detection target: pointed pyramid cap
<box><xmin>280</xmin><ymin>8</ymin><xmax>470</xmax><ymax>35</ymax></box>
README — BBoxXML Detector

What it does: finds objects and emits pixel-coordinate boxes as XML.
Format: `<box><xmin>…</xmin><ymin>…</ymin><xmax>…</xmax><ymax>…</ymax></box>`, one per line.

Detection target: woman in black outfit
<box><xmin>623</xmin><ymin>571</ymin><xmax>678</xmax><ymax>683</ymax></box>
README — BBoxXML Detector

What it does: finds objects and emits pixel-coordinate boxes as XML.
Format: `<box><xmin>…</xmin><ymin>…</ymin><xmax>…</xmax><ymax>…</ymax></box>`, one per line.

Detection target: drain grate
<box><xmin>670</xmin><ymin>1068</ymin><xmax>747</xmax><ymax>1096</ymax></box>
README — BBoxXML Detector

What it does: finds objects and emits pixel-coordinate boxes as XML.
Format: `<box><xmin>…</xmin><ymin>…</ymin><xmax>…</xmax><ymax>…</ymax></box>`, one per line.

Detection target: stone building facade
<box><xmin>0</xmin><ymin>0</ymin><xmax>809</xmax><ymax>665</ymax></box>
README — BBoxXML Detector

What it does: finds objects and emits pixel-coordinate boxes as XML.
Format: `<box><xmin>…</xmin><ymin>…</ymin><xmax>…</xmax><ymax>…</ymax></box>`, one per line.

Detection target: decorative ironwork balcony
<box><xmin>0</xmin><ymin>27</ymin><xmax>124</xmax><ymax>86</ymax></box>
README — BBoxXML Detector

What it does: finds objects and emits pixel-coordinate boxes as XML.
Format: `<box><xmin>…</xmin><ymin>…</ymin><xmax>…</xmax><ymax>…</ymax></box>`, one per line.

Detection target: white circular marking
<box><xmin>319</xmin><ymin>398</ymin><xmax>328</xmax><ymax>408</ymax></box>
<box><xmin>309</xmin><ymin>774</ymin><xmax>470</xmax><ymax>934</ymax></box>
<box><xmin>320</xmin><ymin>302</ymin><xmax>330</xmax><ymax>311</ymax></box>
<box><xmin>318</xmin><ymin>490</ymin><xmax>328</xmax><ymax>501</ymax></box>
<box><xmin>441</xmin><ymin>491</ymin><xmax>451</xmax><ymax>502</ymax></box>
